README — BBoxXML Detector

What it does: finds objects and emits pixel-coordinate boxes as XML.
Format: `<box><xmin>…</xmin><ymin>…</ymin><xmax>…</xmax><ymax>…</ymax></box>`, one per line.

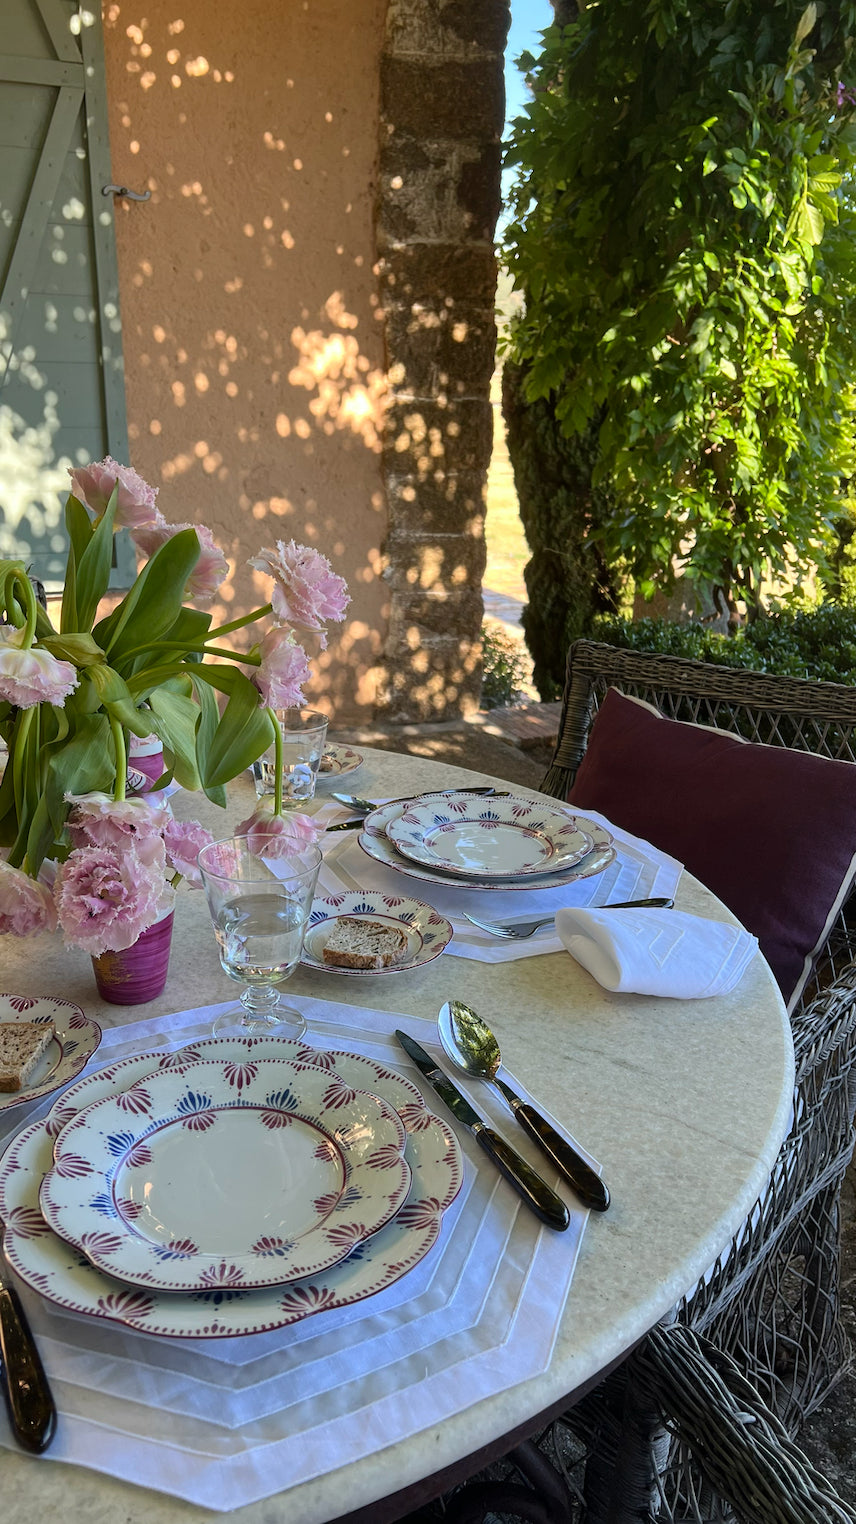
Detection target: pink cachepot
<box><xmin>90</xmin><ymin>911</ymin><xmax>174</xmax><ymax>1005</ymax></box>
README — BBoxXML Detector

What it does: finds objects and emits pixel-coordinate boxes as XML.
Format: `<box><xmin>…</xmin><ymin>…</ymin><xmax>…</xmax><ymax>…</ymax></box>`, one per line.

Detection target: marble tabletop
<box><xmin>0</xmin><ymin>747</ymin><xmax>794</xmax><ymax>1524</ymax></box>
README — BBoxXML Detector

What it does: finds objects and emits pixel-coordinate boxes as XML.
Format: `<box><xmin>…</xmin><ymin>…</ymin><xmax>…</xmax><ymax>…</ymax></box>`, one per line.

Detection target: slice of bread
<box><xmin>322</xmin><ymin>917</ymin><xmax>409</xmax><ymax>970</ymax></box>
<box><xmin>0</xmin><ymin>1021</ymin><xmax>55</xmax><ymax>1093</ymax></box>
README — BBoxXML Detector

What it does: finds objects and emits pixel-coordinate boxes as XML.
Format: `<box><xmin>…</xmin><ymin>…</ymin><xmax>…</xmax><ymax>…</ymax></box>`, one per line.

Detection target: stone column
<box><xmin>376</xmin><ymin>0</ymin><xmax>509</xmax><ymax>721</ymax></box>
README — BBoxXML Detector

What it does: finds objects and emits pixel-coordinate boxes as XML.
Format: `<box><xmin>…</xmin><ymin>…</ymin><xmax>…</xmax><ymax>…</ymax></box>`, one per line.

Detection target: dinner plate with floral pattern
<box><xmin>387</xmin><ymin>796</ymin><xmax>593</xmax><ymax>878</ymax></box>
<box><xmin>40</xmin><ymin>1057</ymin><xmax>411</xmax><ymax>1292</ymax></box>
<box><xmin>0</xmin><ymin>1043</ymin><xmax>463</xmax><ymax>1339</ymax></box>
<box><xmin>301</xmin><ymin>891</ymin><xmax>453</xmax><ymax>975</ymax></box>
<box><xmin>359</xmin><ymin>799</ymin><xmax>616</xmax><ymax>892</ymax></box>
<box><xmin>0</xmin><ymin>994</ymin><xmax>102</xmax><ymax>1113</ymax></box>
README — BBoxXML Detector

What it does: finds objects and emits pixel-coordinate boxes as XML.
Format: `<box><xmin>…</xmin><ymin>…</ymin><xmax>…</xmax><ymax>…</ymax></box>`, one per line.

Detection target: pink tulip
<box><xmin>248</xmin><ymin>540</ymin><xmax>349</xmax><ymax>647</ymax></box>
<box><xmin>234</xmin><ymin>808</ymin><xmax>322</xmax><ymax>858</ymax></box>
<box><xmin>253</xmin><ymin>628</ymin><xmax>311</xmax><ymax>709</ymax></box>
<box><xmin>0</xmin><ymin>862</ymin><xmax>57</xmax><ymax>936</ymax></box>
<box><xmin>131</xmin><ymin>514</ymin><xmax>229</xmax><ymax>602</ymax></box>
<box><xmin>163</xmin><ymin>817</ymin><xmax>214</xmax><ymax>886</ymax></box>
<box><xmin>54</xmin><ymin>839</ymin><xmax>173</xmax><ymax>955</ymax></box>
<box><xmin>68</xmin><ymin>457</ymin><xmax>159</xmax><ymax>530</ymax></box>
<box><xmin>0</xmin><ymin>628</ymin><xmax>78</xmax><ymax>709</ymax></box>
<box><xmin>64</xmin><ymin>792</ymin><xmax>167</xmax><ymax>851</ymax></box>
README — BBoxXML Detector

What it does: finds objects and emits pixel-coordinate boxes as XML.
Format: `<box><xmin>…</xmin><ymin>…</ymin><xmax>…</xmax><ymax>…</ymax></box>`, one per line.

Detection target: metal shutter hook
<box><xmin>102</xmin><ymin>184</ymin><xmax>151</xmax><ymax>201</ymax></box>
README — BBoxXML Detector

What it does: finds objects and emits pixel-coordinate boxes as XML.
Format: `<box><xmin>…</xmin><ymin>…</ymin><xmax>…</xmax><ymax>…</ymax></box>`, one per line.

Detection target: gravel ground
<box><xmin>331</xmin><ymin>716</ymin><xmax>856</xmax><ymax>1509</ymax></box>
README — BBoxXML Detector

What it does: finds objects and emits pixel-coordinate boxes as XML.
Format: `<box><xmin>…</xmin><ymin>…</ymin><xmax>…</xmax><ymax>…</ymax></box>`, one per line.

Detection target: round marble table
<box><xmin>0</xmin><ymin>748</ymin><xmax>794</xmax><ymax>1524</ymax></box>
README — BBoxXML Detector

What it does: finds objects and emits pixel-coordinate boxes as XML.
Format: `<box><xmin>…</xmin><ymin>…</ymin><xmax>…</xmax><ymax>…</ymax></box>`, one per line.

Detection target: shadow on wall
<box><xmin>2</xmin><ymin>0</ymin><xmax>488</xmax><ymax>723</ymax></box>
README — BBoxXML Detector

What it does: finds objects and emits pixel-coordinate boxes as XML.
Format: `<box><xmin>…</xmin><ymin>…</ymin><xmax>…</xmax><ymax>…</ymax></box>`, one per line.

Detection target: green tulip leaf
<box><xmin>74</xmin><ymin>484</ymin><xmax>119</xmax><ymax>631</ymax></box>
<box><xmin>41</xmin><ymin>633</ymin><xmax>106</xmax><ymax>667</ymax></box>
<box><xmin>197</xmin><ymin>668</ymin><xmax>271</xmax><ymax>789</ymax></box>
<box><xmin>43</xmin><ymin>712</ymin><xmax>116</xmax><ymax>838</ymax></box>
<box><xmin>187</xmin><ymin>671</ymin><xmax>227</xmax><ymax>808</ymax></box>
<box><xmin>147</xmin><ymin>681</ymin><xmax>205</xmax><ymax>791</ymax></box>
<box><xmin>82</xmin><ymin>664</ymin><xmax>152</xmax><ymax>736</ymax></box>
<box><xmin>94</xmin><ymin>529</ymin><xmax>201</xmax><ymax>664</ymax></box>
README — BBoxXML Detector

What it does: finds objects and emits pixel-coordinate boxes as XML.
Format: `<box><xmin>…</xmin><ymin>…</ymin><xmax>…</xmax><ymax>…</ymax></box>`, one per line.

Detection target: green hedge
<box><xmin>589</xmin><ymin>606</ymin><xmax>856</xmax><ymax>687</ymax></box>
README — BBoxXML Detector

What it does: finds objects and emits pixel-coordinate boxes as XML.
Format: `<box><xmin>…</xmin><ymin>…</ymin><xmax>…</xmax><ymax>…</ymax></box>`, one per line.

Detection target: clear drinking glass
<box><xmin>198</xmin><ymin>836</ymin><xmax>322</xmax><ymax>1040</ymax></box>
<box><xmin>252</xmin><ymin>708</ymin><xmax>329</xmax><ymax>807</ymax></box>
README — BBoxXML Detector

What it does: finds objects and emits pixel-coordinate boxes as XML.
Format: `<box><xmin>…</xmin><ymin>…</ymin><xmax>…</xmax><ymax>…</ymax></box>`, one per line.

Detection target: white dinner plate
<box><xmin>316</xmin><ymin>744</ymin><xmax>364</xmax><ymax>780</ymax></box>
<box><xmin>40</xmin><ymin>1057</ymin><xmax>411</xmax><ymax>1292</ymax></box>
<box><xmin>360</xmin><ymin>798</ymin><xmax>616</xmax><ymax>892</ymax></box>
<box><xmin>387</xmin><ymin>796</ymin><xmax>593</xmax><ymax>878</ymax></box>
<box><xmin>0</xmin><ymin>994</ymin><xmax>102</xmax><ymax>1114</ymax></box>
<box><xmin>0</xmin><ymin>1042</ymin><xmax>463</xmax><ymax>1339</ymax></box>
<box><xmin>302</xmin><ymin>892</ymin><xmax>453</xmax><ymax>975</ymax></box>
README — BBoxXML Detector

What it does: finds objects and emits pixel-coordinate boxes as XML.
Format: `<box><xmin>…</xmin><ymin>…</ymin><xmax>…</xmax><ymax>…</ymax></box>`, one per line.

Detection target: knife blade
<box><xmin>331</xmin><ymin>787</ymin><xmax>506</xmax><ymax>813</ymax></box>
<box><xmin>394</xmin><ymin>1031</ymin><xmax>570</xmax><ymax>1231</ymax></box>
<box><xmin>0</xmin><ymin>1227</ymin><xmax>57</xmax><ymax>1452</ymax></box>
<box><xmin>325</xmin><ymin>819</ymin><xmax>365</xmax><ymax>832</ymax></box>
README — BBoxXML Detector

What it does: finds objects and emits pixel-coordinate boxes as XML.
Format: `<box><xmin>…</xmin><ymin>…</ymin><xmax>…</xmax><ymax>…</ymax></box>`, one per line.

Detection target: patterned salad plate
<box><xmin>0</xmin><ymin>994</ymin><xmax>102</xmax><ymax>1114</ymax></box>
<box><xmin>302</xmin><ymin>891</ymin><xmax>454</xmax><ymax>975</ymax></box>
<box><xmin>387</xmin><ymin>796</ymin><xmax>593</xmax><ymax>878</ymax></box>
<box><xmin>39</xmin><ymin>1056</ymin><xmax>411</xmax><ymax>1292</ymax></box>
<box><xmin>360</xmin><ymin>797</ymin><xmax>616</xmax><ymax>893</ymax></box>
<box><xmin>0</xmin><ymin>1037</ymin><xmax>463</xmax><ymax>1339</ymax></box>
<box><xmin>317</xmin><ymin>744</ymin><xmax>364</xmax><ymax>779</ymax></box>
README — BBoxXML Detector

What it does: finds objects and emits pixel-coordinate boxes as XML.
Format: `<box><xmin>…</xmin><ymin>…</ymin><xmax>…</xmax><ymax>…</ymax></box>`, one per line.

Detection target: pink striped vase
<box><xmin>91</xmin><ymin>912</ymin><xmax>174</xmax><ymax>1005</ymax></box>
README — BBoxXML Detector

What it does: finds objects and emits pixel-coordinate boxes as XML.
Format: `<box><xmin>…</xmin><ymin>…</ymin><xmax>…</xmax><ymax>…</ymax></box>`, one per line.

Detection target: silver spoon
<box><xmin>438</xmin><ymin>999</ymin><xmax>610</xmax><ymax>1212</ymax></box>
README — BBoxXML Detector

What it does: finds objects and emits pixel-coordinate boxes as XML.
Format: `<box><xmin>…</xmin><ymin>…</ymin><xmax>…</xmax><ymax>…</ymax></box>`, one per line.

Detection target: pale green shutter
<box><xmin>0</xmin><ymin>0</ymin><xmax>134</xmax><ymax>589</ymax></box>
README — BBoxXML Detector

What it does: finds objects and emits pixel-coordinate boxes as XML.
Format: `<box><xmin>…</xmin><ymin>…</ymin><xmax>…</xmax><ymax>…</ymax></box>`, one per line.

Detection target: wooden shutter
<box><xmin>0</xmin><ymin>0</ymin><xmax>134</xmax><ymax>589</ymax></box>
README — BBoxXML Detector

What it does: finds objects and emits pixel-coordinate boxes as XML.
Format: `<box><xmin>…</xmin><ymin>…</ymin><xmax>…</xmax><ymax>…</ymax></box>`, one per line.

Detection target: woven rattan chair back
<box><xmin>535</xmin><ymin>640</ymin><xmax>856</xmax><ymax>1523</ymax></box>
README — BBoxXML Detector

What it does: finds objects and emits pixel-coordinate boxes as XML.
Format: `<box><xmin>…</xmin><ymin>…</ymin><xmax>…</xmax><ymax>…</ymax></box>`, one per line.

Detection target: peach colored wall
<box><xmin>101</xmin><ymin>0</ymin><xmax>389</xmax><ymax>723</ymax></box>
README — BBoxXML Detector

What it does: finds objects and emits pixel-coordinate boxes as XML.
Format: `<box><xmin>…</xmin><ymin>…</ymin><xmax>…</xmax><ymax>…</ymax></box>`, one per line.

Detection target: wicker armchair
<box><xmin>626</xmin><ymin>1324</ymin><xmax>856</xmax><ymax>1524</ymax></box>
<box><xmin>539</xmin><ymin>640</ymin><xmax>856</xmax><ymax>1521</ymax></box>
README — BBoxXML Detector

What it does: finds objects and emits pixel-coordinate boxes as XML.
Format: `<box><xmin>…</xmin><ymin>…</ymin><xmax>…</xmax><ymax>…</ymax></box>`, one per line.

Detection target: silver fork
<box><xmin>464</xmin><ymin>897</ymin><xmax>675</xmax><ymax>939</ymax></box>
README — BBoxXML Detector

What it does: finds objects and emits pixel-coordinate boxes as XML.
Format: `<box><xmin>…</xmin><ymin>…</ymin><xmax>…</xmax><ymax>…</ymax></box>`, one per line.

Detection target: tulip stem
<box><xmin>268</xmin><ymin>707</ymin><xmax>284</xmax><ymax>816</ymax></box>
<box><xmin>111</xmin><ymin>718</ymin><xmax>127</xmax><ymax>802</ymax></box>
<box><xmin>117</xmin><ymin>640</ymin><xmax>260</xmax><ymax>665</ymax></box>
<box><xmin>207</xmin><ymin>604</ymin><xmax>272</xmax><ymax>640</ymax></box>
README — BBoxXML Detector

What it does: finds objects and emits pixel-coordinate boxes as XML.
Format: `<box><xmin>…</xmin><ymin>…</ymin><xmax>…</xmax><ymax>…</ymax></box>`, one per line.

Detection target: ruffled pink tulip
<box><xmin>0</xmin><ymin>862</ymin><xmax>57</xmax><ymax>936</ymax></box>
<box><xmin>131</xmin><ymin>514</ymin><xmax>229</xmax><ymax>602</ymax></box>
<box><xmin>54</xmin><ymin>839</ymin><xmax>173</xmax><ymax>956</ymax></box>
<box><xmin>0</xmin><ymin>628</ymin><xmax>78</xmax><ymax>709</ymax></box>
<box><xmin>163</xmin><ymin>817</ymin><xmax>214</xmax><ymax>886</ymax></box>
<box><xmin>68</xmin><ymin>457</ymin><xmax>159</xmax><ymax>530</ymax></box>
<box><xmin>234</xmin><ymin>808</ymin><xmax>322</xmax><ymax>858</ymax></box>
<box><xmin>253</xmin><ymin>628</ymin><xmax>311</xmax><ymax>709</ymax></box>
<box><xmin>64</xmin><ymin>792</ymin><xmax>167</xmax><ymax>851</ymax></box>
<box><xmin>248</xmin><ymin>540</ymin><xmax>349</xmax><ymax>647</ymax></box>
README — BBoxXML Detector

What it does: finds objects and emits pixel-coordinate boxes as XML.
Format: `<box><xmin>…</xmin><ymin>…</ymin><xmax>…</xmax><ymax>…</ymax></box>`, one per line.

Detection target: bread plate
<box><xmin>316</xmin><ymin>744</ymin><xmax>364</xmax><ymax>781</ymax></box>
<box><xmin>0</xmin><ymin>993</ymin><xmax>102</xmax><ymax>1113</ymax></box>
<box><xmin>302</xmin><ymin>892</ymin><xmax>453</xmax><ymax>975</ymax></box>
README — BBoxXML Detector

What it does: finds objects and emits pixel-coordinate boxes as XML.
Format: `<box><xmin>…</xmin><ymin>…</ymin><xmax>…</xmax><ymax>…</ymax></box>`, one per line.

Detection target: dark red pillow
<box><xmin>568</xmin><ymin>687</ymin><xmax>856</xmax><ymax>1009</ymax></box>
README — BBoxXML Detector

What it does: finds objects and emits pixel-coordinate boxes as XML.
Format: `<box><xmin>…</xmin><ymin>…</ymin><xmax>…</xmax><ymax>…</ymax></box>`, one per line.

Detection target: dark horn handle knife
<box><xmin>493</xmin><ymin>1078</ymin><xmax>610</xmax><ymax>1211</ymax></box>
<box><xmin>395</xmin><ymin>1030</ymin><xmax>569</xmax><ymax>1231</ymax></box>
<box><xmin>0</xmin><ymin>1270</ymin><xmax>57</xmax><ymax>1452</ymax></box>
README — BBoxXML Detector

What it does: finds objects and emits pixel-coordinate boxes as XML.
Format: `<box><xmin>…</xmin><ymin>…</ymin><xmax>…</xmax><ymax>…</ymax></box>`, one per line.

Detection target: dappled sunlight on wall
<box><xmin>102</xmin><ymin>0</ymin><xmax>388</xmax><ymax>720</ymax></box>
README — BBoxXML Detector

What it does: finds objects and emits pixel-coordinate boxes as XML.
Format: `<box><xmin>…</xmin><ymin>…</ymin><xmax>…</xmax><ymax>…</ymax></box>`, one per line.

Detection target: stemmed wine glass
<box><xmin>198</xmin><ymin>836</ymin><xmax>322</xmax><ymax>1040</ymax></box>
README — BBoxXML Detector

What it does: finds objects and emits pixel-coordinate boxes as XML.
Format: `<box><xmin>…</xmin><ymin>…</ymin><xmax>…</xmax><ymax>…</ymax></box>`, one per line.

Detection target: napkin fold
<box><xmin>555</xmin><ymin>906</ymin><xmax>758</xmax><ymax>998</ymax></box>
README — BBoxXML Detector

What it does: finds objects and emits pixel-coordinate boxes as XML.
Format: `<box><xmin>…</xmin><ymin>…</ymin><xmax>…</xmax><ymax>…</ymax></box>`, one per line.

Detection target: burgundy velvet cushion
<box><xmin>568</xmin><ymin>687</ymin><xmax>856</xmax><ymax>1009</ymax></box>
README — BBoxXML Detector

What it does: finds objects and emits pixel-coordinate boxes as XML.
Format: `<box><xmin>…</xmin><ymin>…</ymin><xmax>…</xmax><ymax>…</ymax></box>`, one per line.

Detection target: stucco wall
<box><xmin>102</xmin><ymin>0</ymin><xmax>388</xmax><ymax>722</ymax></box>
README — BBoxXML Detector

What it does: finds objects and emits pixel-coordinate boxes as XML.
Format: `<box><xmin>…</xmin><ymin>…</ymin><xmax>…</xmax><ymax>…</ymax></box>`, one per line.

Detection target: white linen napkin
<box><xmin>555</xmin><ymin>905</ymin><xmax>759</xmax><ymax>997</ymax></box>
